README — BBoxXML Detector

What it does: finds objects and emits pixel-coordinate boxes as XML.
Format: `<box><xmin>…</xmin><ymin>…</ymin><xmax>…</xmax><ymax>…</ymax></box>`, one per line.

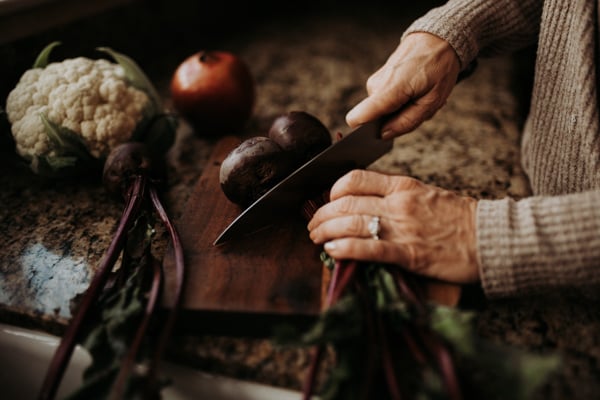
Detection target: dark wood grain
<box><xmin>163</xmin><ymin>136</ymin><xmax>325</xmax><ymax>336</ymax></box>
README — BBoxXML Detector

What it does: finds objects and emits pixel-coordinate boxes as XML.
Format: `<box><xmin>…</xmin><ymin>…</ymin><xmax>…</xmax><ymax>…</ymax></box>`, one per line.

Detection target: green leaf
<box><xmin>303</xmin><ymin>295</ymin><xmax>363</xmax><ymax>344</ymax></box>
<box><xmin>321</xmin><ymin>252</ymin><xmax>336</xmax><ymax>270</ymax></box>
<box><xmin>319</xmin><ymin>342</ymin><xmax>364</xmax><ymax>400</ymax></box>
<box><xmin>44</xmin><ymin>155</ymin><xmax>79</xmax><ymax>169</ymax></box>
<box><xmin>518</xmin><ymin>352</ymin><xmax>562</xmax><ymax>398</ymax></box>
<box><xmin>429</xmin><ymin>305</ymin><xmax>477</xmax><ymax>356</ymax></box>
<box><xmin>33</xmin><ymin>41</ymin><xmax>61</xmax><ymax>68</ymax></box>
<box><xmin>35</xmin><ymin>113</ymin><xmax>103</xmax><ymax>177</ymax></box>
<box><xmin>39</xmin><ymin>113</ymin><xmax>95</xmax><ymax>161</ymax></box>
<box><xmin>368</xmin><ymin>266</ymin><xmax>401</xmax><ymax>310</ymax></box>
<box><xmin>457</xmin><ymin>339</ymin><xmax>561</xmax><ymax>400</ymax></box>
<box><xmin>274</xmin><ymin>294</ymin><xmax>363</xmax><ymax>347</ymax></box>
<box><xmin>132</xmin><ymin>112</ymin><xmax>178</xmax><ymax>158</ymax></box>
<box><xmin>96</xmin><ymin>46</ymin><xmax>162</xmax><ymax>112</ymax></box>
<box><xmin>70</xmin><ymin>265</ymin><xmax>149</xmax><ymax>399</ymax></box>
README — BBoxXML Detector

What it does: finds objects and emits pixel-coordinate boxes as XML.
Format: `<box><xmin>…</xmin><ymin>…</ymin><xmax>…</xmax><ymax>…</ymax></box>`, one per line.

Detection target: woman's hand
<box><xmin>308</xmin><ymin>170</ymin><xmax>480</xmax><ymax>284</ymax></box>
<box><xmin>346</xmin><ymin>32</ymin><xmax>461</xmax><ymax>139</ymax></box>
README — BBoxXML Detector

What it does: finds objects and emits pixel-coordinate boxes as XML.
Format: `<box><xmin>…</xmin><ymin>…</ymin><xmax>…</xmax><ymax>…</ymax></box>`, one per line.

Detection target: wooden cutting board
<box><xmin>162</xmin><ymin>136</ymin><xmax>327</xmax><ymax>337</ymax></box>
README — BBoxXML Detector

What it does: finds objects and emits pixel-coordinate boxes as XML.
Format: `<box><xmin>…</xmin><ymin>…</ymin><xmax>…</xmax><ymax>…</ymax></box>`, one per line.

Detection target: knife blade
<box><xmin>213</xmin><ymin>118</ymin><xmax>392</xmax><ymax>245</ymax></box>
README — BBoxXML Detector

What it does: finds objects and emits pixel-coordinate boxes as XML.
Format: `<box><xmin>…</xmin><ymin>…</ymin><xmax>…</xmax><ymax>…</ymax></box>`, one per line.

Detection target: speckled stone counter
<box><xmin>1</xmin><ymin>1</ymin><xmax>600</xmax><ymax>399</ymax></box>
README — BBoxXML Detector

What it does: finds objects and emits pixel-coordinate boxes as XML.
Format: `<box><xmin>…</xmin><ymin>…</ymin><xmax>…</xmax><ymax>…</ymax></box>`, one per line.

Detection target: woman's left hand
<box><xmin>307</xmin><ymin>169</ymin><xmax>480</xmax><ymax>284</ymax></box>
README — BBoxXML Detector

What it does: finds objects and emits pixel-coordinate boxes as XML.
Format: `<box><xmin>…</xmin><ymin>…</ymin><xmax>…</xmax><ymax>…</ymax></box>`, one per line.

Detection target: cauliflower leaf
<box><xmin>33</xmin><ymin>41</ymin><xmax>62</xmax><ymax>69</ymax></box>
<box><xmin>97</xmin><ymin>47</ymin><xmax>162</xmax><ymax>114</ymax></box>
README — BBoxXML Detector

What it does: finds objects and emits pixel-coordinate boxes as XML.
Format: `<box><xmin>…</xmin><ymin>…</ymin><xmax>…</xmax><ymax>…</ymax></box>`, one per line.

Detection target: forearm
<box><xmin>403</xmin><ymin>0</ymin><xmax>543</xmax><ymax>68</ymax></box>
<box><xmin>477</xmin><ymin>190</ymin><xmax>600</xmax><ymax>298</ymax></box>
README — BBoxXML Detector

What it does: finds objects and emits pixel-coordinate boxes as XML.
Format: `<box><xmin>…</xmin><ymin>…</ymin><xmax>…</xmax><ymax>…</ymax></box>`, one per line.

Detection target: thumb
<box><xmin>346</xmin><ymin>89</ymin><xmax>411</xmax><ymax>128</ymax></box>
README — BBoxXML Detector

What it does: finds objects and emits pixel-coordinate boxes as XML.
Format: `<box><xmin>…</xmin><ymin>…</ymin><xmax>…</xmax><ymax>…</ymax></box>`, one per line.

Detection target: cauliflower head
<box><xmin>7</xmin><ymin>57</ymin><xmax>149</xmax><ymax>160</ymax></box>
<box><xmin>4</xmin><ymin>43</ymin><xmax>176</xmax><ymax>178</ymax></box>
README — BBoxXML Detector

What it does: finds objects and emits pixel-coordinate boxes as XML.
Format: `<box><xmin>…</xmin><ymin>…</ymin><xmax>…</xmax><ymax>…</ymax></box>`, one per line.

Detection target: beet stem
<box><xmin>419</xmin><ymin>329</ymin><xmax>463</xmax><ymax>400</ymax></box>
<box><xmin>109</xmin><ymin>256</ymin><xmax>163</xmax><ymax>400</ymax></box>
<box><xmin>390</xmin><ymin>267</ymin><xmax>463</xmax><ymax>399</ymax></box>
<box><xmin>435</xmin><ymin>339</ymin><xmax>462</xmax><ymax>400</ymax></box>
<box><xmin>301</xmin><ymin>345</ymin><xmax>325</xmax><ymax>400</ymax></box>
<box><xmin>329</xmin><ymin>260</ymin><xmax>358</xmax><ymax>305</ymax></box>
<box><xmin>38</xmin><ymin>176</ymin><xmax>147</xmax><ymax>400</ymax></box>
<box><xmin>148</xmin><ymin>185</ymin><xmax>186</xmax><ymax>382</ymax></box>
<box><xmin>375</xmin><ymin>314</ymin><xmax>403</xmax><ymax>400</ymax></box>
<box><xmin>354</xmin><ymin>270</ymin><xmax>404</xmax><ymax>400</ymax></box>
<box><xmin>302</xmin><ymin>260</ymin><xmax>343</xmax><ymax>400</ymax></box>
<box><xmin>352</xmin><ymin>275</ymin><xmax>381</xmax><ymax>399</ymax></box>
<box><xmin>302</xmin><ymin>259</ymin><xmax>358</xmax><ymax>400</ymax></box>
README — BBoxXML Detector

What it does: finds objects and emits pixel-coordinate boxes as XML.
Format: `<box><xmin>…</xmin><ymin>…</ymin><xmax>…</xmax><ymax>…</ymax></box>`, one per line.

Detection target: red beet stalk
<box><xmin>38</xmin><ymin>175</ymin><xmax>147</xmax><ymax>400</ymax></box>
<box><xmin>300</xmin><ymin>195</ymin><xmax>463</xmax><ymax>400</ymax></box>
<box><xmin>108</xmin><ymin>255</ymin><xmax>163</xmax><ymax>400</ymax></box>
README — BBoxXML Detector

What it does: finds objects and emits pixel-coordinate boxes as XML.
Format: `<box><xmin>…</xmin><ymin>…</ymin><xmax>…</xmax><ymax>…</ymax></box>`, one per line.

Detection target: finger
<box><xmin>322</xmin><ymin>237</ymin><xmax>412</xmax><ymax>267</ymax></box>
<box><xmin>364</xmin><ymin>66</ymin><xmax>388</xmax><ymax>95</ymax></box>
<box><xmin>307</xmin><ymin>194</ymin><xmax>384</xmax><ymax>230</ymax></box>
<box><xmin>381</xmin><ymin>105</ymin><xmax>432</xmax><ymax>138</ymax></box>
<box><xmin>329</xmin><ymin>170</ymin><xmax>391</xmax><ymax>201</ymax></box>
<box><xmin>346</xmin><ymin>88</ymin><xmax>411</xmax><ymax>128</ymax></box>
<box><xmin>381</xmin><ymin>94</ymin><xmax>445</xmax><ymax>139</ymax></box>
<box><xmin>329</xmin><ymin>170</ymin><xmax>420</xmax><ymax>201</ymax></box>
<box><xmin>309</xmin><ymin>214</ymin><xmax>379</xmax><ymax>244</ymax></box>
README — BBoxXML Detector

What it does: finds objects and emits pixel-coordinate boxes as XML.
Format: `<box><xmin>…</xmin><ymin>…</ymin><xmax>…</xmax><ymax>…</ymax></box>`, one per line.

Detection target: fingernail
<box><xmin>346</xmin><ymin>103</ymin><xmax>365</xmax><ymax>125</ymax></box>
<box><xmin>346</xmin><ymin>107</ymin><xmax>358</xmax><ymax>123</ymax></box>
<box><xmin>324</xmin><ymin>241</ymin><xmax>337</xmax><ymax>251</ymax></box>
<box><xmin>381</xmin><ymin>130</ymin><xmax>394</xmax><ymax>140</ymax></box>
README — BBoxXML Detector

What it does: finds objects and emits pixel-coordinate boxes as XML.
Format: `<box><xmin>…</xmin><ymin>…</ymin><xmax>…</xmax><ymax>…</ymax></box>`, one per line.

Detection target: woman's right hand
<box><xmin>346</xmin><ymin>32</ymin><xmax>461</xmax><ymax>139</ymax></box>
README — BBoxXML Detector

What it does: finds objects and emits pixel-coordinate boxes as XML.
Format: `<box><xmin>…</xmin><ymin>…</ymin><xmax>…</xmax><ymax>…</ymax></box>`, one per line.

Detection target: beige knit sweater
<box><xmin>405</xmin><ymin>0</ymin><xmax>600</xmax><ymax>298</ymax></box>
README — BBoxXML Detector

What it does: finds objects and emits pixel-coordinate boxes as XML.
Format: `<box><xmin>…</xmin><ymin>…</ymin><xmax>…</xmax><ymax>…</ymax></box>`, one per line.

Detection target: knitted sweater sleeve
<box><xmin>477</xmin><ymin>192</ymin><xmax>600</xmax><ymax>297</ymax></box>
<box><xmin>402</xmin><ymin>0</ymin><xmax>542</xmax><ymax>68</ymax></box>
<box><xmin>402</xmin><ymin>0</ymin><xmax>600</xmax><ymax>298</ymax></box>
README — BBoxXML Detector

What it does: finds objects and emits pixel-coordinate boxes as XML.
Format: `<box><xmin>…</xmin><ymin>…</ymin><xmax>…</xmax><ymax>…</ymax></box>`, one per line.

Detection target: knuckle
<box><xmin>396</xmin><ymin>200</ymin><xmax>414</xmax><ymax>215</ymax></box>
<box><xmin>366</xmin><ymin>76</ymin><xmax>377</xmax><ymax>94</ymax></box>
<box><xmin>406</xmin><ymin>243</ymin><xmax>419</xmax><ymax>265</ymax></box>
<box><xmin>406</xmin><ymin>243</ymin><xmax>429</xmax><ymax>273</ymax></box>
<box><xmin>348</xmin><ymin>216</ymin><xmax>366</xmax><ymax>236</ymax></box>
<box><xmin>346</xmin><ymin>169</ymin><xmax>365</xmax><ymax>182</ymax></box>
<box><xmin>397</xmin><ymin>175</ymin><xmax>423</xmax><ymax>190</ymax></box>
<box><xmin>397</xmin><ymin>113</ymin><xmax>422</xmax><ymax>131</ymax></box>
<box><xmin>335</xmin><ymin>196</ymin><xmax>357</xmax><ymax>214</ymax></box>
<box><xmin>334</xmin><ymin>169</ymin><xmax>365</xmax><ymax>192</ymax></box>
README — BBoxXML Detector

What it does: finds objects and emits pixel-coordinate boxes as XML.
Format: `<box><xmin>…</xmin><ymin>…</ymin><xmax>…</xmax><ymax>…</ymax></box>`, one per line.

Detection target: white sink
<box><xmin>0</xmin><ymin>323</ymin><xmax>307</xmax><ymax>400</ymax></box>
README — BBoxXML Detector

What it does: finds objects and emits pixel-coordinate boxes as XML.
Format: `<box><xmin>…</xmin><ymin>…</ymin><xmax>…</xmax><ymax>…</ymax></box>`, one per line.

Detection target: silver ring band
<box><xmin>368</xmin><ymin>216</ymin><xmax>381</xmax><ymax>240</ymax></box>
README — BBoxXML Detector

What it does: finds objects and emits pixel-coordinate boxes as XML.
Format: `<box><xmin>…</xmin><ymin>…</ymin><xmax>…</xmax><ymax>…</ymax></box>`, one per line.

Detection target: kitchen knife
<box><xmin>214</xmin><ymin>118</ymin><xmax>392</xmax><ymax>245</ymax></box>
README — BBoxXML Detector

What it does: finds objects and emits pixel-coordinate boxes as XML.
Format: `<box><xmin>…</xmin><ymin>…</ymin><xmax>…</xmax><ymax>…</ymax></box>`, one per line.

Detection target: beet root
<box><xmin>219</xmin><ymin>136</ymin><xmax>294</xmax><ymax>207</ymax></box>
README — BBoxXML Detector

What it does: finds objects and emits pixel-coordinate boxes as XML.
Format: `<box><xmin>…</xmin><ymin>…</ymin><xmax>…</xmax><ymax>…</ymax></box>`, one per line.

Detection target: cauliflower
<box><xmin>4</xmin><ymin>43</ymin><xmax>176</xmax><ymax>177</ymax></box>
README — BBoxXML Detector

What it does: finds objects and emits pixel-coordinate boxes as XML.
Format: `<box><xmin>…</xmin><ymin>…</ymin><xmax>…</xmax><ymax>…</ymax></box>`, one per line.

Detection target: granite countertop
<box><xmin>1</xmin><ymin>1</ymin><xmax>600</xmax><ymax>399</ymax></box>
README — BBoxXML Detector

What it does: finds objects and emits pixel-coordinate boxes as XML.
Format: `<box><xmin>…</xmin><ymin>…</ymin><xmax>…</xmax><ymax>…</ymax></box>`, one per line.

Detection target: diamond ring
<box><xmin>368</xmin><ymin>216</ymin><xmax>381</xmax><ymax>240</ymax></box>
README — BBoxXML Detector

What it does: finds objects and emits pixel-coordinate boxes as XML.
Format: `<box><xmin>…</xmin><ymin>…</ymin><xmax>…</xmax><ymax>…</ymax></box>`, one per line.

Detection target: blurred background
<box><xmin>0</xmin><ymin>0</ymin><xmax>446</xmax><ymax>99</ymax></box>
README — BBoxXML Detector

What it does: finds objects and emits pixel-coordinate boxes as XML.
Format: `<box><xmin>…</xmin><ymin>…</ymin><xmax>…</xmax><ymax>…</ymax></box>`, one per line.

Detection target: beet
<box><xmin>268</xmin><ymin>111</ymin><xmax>331</xmax><ymax>165</ymax></box>
<box><xmin>103</xmin><ymin>142</ymin><xmax>167</xmax><ymax>199</ymax></box>
<box><xmin>219</xmin><ymin>136</ymin><xmax>294</xmax><ymax>207</ymax></box>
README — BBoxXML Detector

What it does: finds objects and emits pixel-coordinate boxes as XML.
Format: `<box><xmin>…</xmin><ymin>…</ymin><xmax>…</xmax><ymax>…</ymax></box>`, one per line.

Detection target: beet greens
<box><xmin>38</xmin><ymin>142</ymin><xmax>185</xmax><ymax>400</ymax></box>
<box><xmin>273</xmin><ymin>197</ymin><xmax>563</xmax><ymax>400</ymax></box>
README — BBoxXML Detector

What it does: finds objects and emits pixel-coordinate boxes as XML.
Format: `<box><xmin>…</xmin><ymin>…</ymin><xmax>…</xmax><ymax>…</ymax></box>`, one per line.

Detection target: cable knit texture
<box><xmin>405</xmin><ymin>0</ymin><xmax>600</xmax><ymax>298</ymax></box>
